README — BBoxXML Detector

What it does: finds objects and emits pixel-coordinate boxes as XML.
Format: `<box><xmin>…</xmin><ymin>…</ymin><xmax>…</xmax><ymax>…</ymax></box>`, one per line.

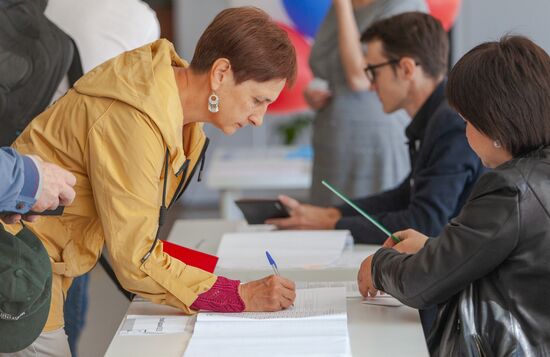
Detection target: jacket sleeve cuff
<box><xmin>371</xmin><ymin>247</ymin><xmax>398</xmax><ymax>290</ymax></box>
<box><xmin>336</xmin><ymin>202</ymin><xmax>357</xmax><ymax>216</ymax></box>
<box><xmin>9</xmin><ymin>155</ymin><xmax>41</xmax><ymax>214</ymax></box>
<box><xmin>335</xmin><ymin>216</ymin><xmax>387</xmax><ymax>244</ymax></box>
<box><xmin>190</xmin><ymin>276</ymin><xmax>245</xmax><ymax>312</ymax></box>
<box><xmin>23</xmin><ymin>155</ymin><xmax>42</xmax><ymax>200</ymax></box>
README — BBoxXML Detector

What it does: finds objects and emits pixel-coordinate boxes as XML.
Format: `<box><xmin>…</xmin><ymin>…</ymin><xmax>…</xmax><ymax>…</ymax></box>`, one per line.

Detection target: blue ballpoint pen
<box><xmin>266</xmin><ymin>251</ymin><xmax>294</xmax><ymax>307</ymax></box>
<box><xmin>265</xmin><ymin>251</ymin><xmax>280</xmax><ymax>276</ymax></box>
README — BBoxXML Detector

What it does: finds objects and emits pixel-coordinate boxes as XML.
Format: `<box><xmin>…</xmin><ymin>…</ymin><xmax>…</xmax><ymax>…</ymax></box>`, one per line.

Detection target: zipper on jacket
<box><xmin>197</xmin><ymin>150</ymin><xmax>206</xmax><ymax>182</ymax></box>
<box><xmin>167</xmin><ymin>159</ymin><xmax>189</xmax><ymax>210</ymax></box>
<box><xmin>176</xmin><ymin>160</ymin><xmax>190</xmax><ymax>177</ymax></box>
<box><xmin>141</xmin><ymin>139</ymin><xmax>209</xmax><ymax>264</ymax></box>
<box><xmin>169</xmin><ymin>137</ymin><xmax>209</xmax><ymax>208</ymax></box>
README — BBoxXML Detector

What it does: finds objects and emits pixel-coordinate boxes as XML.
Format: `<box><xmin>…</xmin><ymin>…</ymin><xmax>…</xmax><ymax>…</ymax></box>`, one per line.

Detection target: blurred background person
<box><xmin>307</xmin><ymin>0</ymin><xmax>427</xmax><ymax>205</ymax></box>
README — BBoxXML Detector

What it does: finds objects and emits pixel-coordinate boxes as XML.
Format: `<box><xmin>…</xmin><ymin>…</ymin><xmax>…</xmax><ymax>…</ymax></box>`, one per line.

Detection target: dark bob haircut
<box><xmin>447</xmin><ymin>36</ymin><xmax>550</xmax><ymax>157</ymax></box>
<box><xmin>190</xmin><ymin>7</ymin><xmax>297</xmax><ymax>86</ymax></box>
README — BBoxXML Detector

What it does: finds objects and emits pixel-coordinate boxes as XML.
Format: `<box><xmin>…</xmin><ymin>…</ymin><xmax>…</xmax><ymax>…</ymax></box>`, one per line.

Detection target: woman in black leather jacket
<box><xmin>357</xmin><ymin>36</ymin><xmax>550</xmax><ymax>356</ymax></box>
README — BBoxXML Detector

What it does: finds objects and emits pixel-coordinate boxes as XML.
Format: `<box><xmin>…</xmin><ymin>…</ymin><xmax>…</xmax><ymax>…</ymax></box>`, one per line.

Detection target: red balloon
<box><xmin>268</xmin><ymin>23</ymin><xmax>313</xmax><ymax>114</ymax></box>
<box><xmin>426</xmin><ymin>0</ymin><xmax>462</xmax><ymax>32</ymax></box>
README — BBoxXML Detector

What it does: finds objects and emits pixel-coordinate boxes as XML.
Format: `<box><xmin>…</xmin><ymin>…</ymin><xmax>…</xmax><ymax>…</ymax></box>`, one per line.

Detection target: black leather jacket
<box><xmin>372</xmin><ymin>146</ymin><xmax>550</xmax><ymax>356</ymax></box>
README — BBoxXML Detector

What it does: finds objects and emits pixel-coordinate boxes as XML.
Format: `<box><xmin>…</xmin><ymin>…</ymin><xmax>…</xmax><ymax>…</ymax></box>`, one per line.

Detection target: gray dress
<box><xmin>309</xmin><ymin>0</ymin><xmax>427</xmax><ymax>205</ymax></box>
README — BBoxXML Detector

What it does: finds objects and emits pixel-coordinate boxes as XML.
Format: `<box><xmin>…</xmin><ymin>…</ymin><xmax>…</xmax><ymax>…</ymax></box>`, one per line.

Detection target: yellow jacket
<box><xmin>9</xmin><ymin>39</ymin><xmax>217</xmax><ymax>331</ymax></box>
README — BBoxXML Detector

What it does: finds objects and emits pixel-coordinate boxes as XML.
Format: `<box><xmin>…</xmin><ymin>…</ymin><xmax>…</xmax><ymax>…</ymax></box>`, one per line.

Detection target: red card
<box><xmin>161</xmin><ymin>240</ymin><xmax>218</xmax><ymax>273</ymax></box>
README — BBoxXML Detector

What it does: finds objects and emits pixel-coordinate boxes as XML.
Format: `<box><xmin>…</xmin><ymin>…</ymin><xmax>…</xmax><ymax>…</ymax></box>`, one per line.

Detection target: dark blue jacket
<box><xmin>336</xmin><ymin>81</ymin><xmax>484</xmax><ymax>244</ymax></box>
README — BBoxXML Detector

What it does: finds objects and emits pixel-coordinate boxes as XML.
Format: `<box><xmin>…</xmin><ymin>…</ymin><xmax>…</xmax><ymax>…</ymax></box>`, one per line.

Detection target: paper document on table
<box><xmin>362</xmin><ymin>295</ymin><xmax>403</xmax><ymax>307</ymax></box>
<box><xmin>330</xmin><ymin>245</ymin><xmax>380</xmax><ymax>268</ymax></box>
<box><xmin>216</xmin><ymin>230</ymin><xmax>350</xmax><ymax>269</ymax></box>
<box><xmin>296</xmin><ymin>281</ymin><xmax>361</xmax><ymax>298</ymax></box>
<box><xmin>184</xmin><ymin>287</ymin><xmax>351</xmax><ymax>357</ymax></box>
<box><xmin>119</xmin><ymin>315</ymin><xmax>191</xmax><ymax>336</ymax></box>
<box><xmin>200</xmin><ymin>287</ymin><xmax>347</xmax><ymax>321</ymax></box>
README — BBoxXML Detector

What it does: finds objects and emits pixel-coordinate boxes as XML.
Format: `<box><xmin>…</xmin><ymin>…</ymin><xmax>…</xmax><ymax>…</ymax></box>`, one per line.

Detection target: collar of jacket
<box><xmin>405</xmin><ymin>78</ymin><xmax>447</xmax><ymax>143</ymax></box>
<box><xmin>74</xmin><ymin>39</ymin><xmax>201</xmax><ymax>175</ymax></box>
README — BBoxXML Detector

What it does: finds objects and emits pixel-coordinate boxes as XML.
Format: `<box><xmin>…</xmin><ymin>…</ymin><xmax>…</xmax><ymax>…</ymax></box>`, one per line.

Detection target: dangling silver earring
<box><xmin>208</xmin><ymin>93</ymin><xmax>219</xmax><ymax>113</ymax></box>
<box><xmin>493</xmin><ymin>140</ymin><xmax>501</xmax><ymax>149</ymax></box>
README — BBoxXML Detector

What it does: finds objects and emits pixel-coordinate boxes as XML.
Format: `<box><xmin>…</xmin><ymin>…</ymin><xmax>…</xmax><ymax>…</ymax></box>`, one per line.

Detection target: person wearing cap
<box><xmin>0</xmin><ymin>225</ymin><xmax>53</xmax><ymax>354</ymax></box>
<box><xmin>0</xmin><ymin>147</ymin><xmax>76</xmax><ymax>224</ymax></box>
<box><xmin>3</xmin><ymin>7</ymin><xmax>297</xmax><ymax>355</ymax></box>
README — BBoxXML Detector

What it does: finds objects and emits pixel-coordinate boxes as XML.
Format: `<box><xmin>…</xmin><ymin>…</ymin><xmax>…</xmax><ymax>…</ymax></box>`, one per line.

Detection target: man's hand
<box><xmin>238</xmin><ymin>275</ymin><xmax>296</xmax><ymax>312</ymax></box>
<box><xmin>1</xmin><ymin>156</ymin><xmax>76</xmax><ymax>224</ymax></box>
<box><xmin>266</xmin><ymin>195</ymin><xmax>342</xmax><ymax>230</ymax></box>
<box><xmin>357</xmin><ymin>254</ymin><xmax>378</xmax><ymax>297</ymax></box>
<box><xmin>31</xmin><ymin>156</ymin><xmax>76</xmax><ymax>212</ymax></box>
<box><xmin>382</xmin><ymin>229</ymin><xmax>428</xmax><ymax>254</ymax></box>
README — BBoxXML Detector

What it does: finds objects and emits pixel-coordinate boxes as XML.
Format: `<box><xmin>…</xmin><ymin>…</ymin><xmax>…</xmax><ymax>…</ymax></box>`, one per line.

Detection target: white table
<box><xmin>205</xmin><ymin>146</ymin><xmax>311</xmax><ymax>219</ymax></box>
<box><xmin>105</xmin><ymin>220</ymin><xmax>429</xmax><ymax>357</ymax></box>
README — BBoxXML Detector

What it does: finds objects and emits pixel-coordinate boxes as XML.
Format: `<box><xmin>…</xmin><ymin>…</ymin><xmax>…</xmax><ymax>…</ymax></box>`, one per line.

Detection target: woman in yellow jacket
<box><xmin>7</xmin><ymin>7</ymin><xmax>297</xmax><ymax>354</ymax></box>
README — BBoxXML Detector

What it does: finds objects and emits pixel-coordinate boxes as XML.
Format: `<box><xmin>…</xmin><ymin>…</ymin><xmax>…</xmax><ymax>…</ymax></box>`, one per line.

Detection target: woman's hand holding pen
<box><xmin>383</xmin><ymin>229</ymin><xmax>429</xmax><ymax>254</ymax></box>
<box><xmin>238</xmin><ymin>275</ymin><xmax>296</xmax><ymax>312</ymax></box>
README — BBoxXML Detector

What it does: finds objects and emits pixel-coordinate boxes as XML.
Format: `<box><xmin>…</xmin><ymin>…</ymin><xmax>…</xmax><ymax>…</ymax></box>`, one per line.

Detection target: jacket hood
<box><xmin>73</xmin><ymin>39</ymin><xmax>204</xmax><ymax>173</ymax></box>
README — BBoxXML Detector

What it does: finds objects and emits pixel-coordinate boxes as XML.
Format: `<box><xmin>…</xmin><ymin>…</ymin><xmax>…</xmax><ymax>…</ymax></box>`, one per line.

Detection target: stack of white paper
<box><xmin>216</xmin><ymin>230</ymin><xmax>350</xmax><ymax>269</ymax></box>
<box><xmin>330</xmin><ymin>245</ymin><xmax>380</xmax><ymax>268</ymax></box>
<box><xmin>184</xmin><ymin>287</ymin><xmax>351</xmax><ymax>357</ymax></box>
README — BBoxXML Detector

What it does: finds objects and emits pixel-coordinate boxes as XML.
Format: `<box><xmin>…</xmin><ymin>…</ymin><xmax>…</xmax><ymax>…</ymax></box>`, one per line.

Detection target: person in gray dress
<box><xmin>307</xmin><ymin>0</ymin><xmax>427</xmax><ymax>205</ymax></box>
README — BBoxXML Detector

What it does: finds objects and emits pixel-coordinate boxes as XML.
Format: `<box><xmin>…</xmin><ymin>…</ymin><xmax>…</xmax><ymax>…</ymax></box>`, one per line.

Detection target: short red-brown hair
<box><xmin>190</xmin><ymin>7</ymin><xmax>297</xmax><ymax>86</ymax></box>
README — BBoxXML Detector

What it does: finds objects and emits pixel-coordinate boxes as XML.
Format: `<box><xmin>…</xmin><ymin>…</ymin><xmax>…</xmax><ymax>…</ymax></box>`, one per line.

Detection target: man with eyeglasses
<box><xmin>268</xmin><ymin>12</ymin><xmax>484</xmax><ymax>337</ymax></box>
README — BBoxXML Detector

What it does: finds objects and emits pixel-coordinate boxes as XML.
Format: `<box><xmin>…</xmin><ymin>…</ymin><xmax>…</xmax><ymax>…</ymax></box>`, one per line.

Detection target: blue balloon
<box><xmin>283</xmin><ymin>0</ymin><xmax>332</xmax><ymax>38</ymax></box>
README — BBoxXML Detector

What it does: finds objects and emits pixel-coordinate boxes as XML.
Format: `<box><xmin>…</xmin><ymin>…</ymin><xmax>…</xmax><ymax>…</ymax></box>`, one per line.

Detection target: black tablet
<box><xmin>234</xmin><ymin>199</ymin><xmax>290</xmax><ymax>224</ymax></box>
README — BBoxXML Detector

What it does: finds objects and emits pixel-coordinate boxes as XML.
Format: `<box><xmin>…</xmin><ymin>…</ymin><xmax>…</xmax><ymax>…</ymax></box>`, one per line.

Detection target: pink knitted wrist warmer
<box><xmin>190</xmin><ymin>276</ymin><xmax>246</xmax><ymax>312</ymax></box>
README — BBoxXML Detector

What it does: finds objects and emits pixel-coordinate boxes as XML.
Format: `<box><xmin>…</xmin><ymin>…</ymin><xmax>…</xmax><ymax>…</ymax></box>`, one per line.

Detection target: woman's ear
<box><xmin>209</xmin><ymin>58</ymin><xmax>232</xmax><ymax>91</ymax></box>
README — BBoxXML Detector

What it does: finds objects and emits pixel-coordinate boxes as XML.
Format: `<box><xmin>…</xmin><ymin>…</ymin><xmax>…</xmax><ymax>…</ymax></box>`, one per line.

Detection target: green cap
<box><xmin>0</xmin><ymin>225</ymin><xmax>52</xmax><ymax>353</ymax></box>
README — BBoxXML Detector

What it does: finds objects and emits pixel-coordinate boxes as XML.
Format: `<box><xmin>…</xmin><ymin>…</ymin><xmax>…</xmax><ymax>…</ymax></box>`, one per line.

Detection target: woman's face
<box><xmin>211</xmin><ymin>75</ymin><xmax>286</xmax><ymax>135</ymax></box>
<box><xmin>463</xmin><ymin>117</ymin><xmax>513</xmax><ymax>168</ymax></box>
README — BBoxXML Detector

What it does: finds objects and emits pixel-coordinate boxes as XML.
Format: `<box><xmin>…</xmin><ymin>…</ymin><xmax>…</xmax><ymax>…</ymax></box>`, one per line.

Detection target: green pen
<box><xmin>322</xmin><ymin>180</ymin><xmax>401</xmax><ymax>244</ymax></box>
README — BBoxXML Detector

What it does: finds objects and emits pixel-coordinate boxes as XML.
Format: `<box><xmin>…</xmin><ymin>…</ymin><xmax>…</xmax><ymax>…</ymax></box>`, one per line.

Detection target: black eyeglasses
<box><xmin>364</xmin><ymin>59</ymin><xmax>400</xmax><ymax>83</ymax></box>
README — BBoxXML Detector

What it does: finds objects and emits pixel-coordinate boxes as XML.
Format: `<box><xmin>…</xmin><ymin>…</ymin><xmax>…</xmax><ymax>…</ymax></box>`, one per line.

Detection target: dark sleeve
<box><xmin>337</xmin><ymin>118</ymin><xmax>480</xmax><ymax>244</ymax></box>
<box><xmin>335</xmin><ymin>178</ymin><xmax>410</xmax><ymax>243</ymax></box>
<box><xmin>371</xmin><ymin>172</ymin><xmax>519</xmax><ymax>309</ymax></box>
<box><xmin>337</xmin><ymin>176</ymin><xmax>411</xmax><ymax>216</ymax></box>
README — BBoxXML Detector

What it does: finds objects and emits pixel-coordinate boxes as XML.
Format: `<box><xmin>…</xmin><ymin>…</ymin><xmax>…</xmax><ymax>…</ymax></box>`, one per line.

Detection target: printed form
<box><xmin>184</xmin><ymin>287</ymin><xmax>351</xmax><ymax>357</ymax></box>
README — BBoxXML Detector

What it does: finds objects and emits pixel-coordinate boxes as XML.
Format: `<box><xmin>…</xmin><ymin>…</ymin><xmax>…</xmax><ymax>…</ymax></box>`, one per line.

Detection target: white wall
<box><xmin>452</xmin><ymin>0</ymin><xmax>550</xmax><ymax>62</ymax></box>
